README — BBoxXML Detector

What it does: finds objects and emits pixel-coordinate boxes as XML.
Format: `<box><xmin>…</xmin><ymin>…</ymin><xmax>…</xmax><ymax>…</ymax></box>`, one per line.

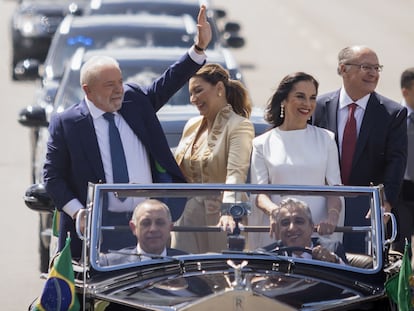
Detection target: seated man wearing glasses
<box><xmin>260</xmin><ymin>197</ymin><xmax>347</xmax><ymax>264</ymax></box>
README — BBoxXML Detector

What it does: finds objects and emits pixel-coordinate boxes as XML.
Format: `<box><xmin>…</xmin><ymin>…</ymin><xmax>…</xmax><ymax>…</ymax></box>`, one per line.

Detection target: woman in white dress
<box><xmin>248</xmin><ymin>72</ymin><xmax>344</xmax><ymax>250</ymax></box>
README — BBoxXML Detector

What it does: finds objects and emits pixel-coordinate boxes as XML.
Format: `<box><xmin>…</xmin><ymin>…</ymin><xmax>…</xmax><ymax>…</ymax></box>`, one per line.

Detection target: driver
<box><xmin>261</xmin><ymin>197</ymin><xmax>347</xmax><ymax>264</ymax></box>
<box><xmin>100</xmin><ymin>199</ymin><xmax>186</xmax><ymax>266</ymax></box>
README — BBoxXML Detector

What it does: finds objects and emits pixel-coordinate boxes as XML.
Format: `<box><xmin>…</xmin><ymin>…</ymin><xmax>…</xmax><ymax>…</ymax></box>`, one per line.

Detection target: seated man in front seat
<box><xmin>261</xmin><ymin>197</ymin><xmax>348</xmax><ymax>265</ymax></box>
<box><xmin>100</xmin><ymin>199</ymin><xmax>186</xmax><ymax>266</ymax></box>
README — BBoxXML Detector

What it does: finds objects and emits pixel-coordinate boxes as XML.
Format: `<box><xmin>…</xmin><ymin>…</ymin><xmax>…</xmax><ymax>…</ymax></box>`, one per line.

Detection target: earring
<box><xmin>218</xmin><ymin>92</ymin><xmax>222</xmax><ymax>97</ymax></box>
<box><xmin>280</xmin><ymin>104</ymin><xmax>285</xmax><ymax>118</ymax></box>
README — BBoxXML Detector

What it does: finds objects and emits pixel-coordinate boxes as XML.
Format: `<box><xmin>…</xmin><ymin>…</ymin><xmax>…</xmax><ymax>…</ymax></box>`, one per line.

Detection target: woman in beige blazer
<box><xmin>171</xmin><ymin>64</ymin><xmax>254</xmax><ymax>253</ymax></box>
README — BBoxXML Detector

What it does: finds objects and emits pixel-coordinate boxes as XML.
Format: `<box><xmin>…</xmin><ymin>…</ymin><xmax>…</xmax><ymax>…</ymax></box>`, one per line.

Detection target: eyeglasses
<box><xmin>344</xmin><ymin>63</ymin><xmax>384</xmax><ymax>73</ymax></box>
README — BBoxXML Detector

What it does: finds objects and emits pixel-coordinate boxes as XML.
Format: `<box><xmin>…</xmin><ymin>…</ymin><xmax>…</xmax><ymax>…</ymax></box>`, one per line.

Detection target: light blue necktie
<box><xmin>103</xmin><ymin>113</ymin><xmax>129</xmax><ymax>185</ymax></box>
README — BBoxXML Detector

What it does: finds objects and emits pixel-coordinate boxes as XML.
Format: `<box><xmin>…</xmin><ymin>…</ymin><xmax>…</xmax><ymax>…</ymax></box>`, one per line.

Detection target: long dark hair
<box><xmin>265</xmin><ymin>72</ymin><xmax>319</xmax><ymax>128</ymax></box>
<box><xmin>193</xmin><ymin>63</ymin><xmax>252</xmax><ymax>118</ymax></box>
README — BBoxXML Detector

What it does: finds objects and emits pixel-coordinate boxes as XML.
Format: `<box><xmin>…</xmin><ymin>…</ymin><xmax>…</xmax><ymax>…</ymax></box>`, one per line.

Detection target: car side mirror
<box><xmin>214</xmin><ymin>8</ymin><xmax>227</xmax><ymax>19</ymax></box>
<box><xmin>24</xmin><ymin>183</ymin><xmax>55</xmax><ymax>213</ymax></box>
<box><xmin>224</xmin><ymin>34</ymin><xmax>245</xmax><ymax>49</ymax></box>
<box><xmin>18</xmin><ymin>105</ymin><xmax>48</xmax><ymax>128</ymax></box>
<box><xmin>224</xmin><ymin>22</ymin><xmax>241</xmax><ymax>33</ymax></box>
<box><xmin>14</xmin><ymin>59</ymin><xmax>41</xmax><ymax>80</ymax></box>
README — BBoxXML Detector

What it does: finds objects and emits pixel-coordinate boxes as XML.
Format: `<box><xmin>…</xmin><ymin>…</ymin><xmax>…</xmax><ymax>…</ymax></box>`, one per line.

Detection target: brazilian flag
<box><xmin>52</xmin><ymin>210</ymin><xmax>60</xmax><ymax>237</ymax></box>
<box><xmin>33</xmin><ymin>237</ymin><xmax>80</xmax><ymax>311</ymax></box>
<box><xmin>385</xmin><ymin>241</ymin><xmax>414</xmax><ymax>311</ymax></box>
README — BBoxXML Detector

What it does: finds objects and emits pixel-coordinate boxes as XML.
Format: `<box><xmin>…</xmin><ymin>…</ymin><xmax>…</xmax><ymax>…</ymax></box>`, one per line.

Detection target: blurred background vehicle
<box><xmin>14</xmin><ymin>13</ymin><xmax>199</xmax><ymax>82</ymax></box>
<box><xmin>13</xmin><ymin>0</ymin><xmax>245</xmax><ymax>82</ymax></box>
<box><xmin>84</xmin><ymin>0</ymin><xmax>245</xmax><ymax>49</ymax></box>
<box><xmin>10</xmin><ymin>0</ymin><xmax>87</xmax><ymax>80</ymax></box>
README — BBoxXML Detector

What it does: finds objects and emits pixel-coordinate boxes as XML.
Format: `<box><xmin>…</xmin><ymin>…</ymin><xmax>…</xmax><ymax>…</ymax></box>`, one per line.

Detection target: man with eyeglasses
<box><xmin>312</xmin><ymin>45</ymin><xmax>407</xmax><ymax>254</ymax></box>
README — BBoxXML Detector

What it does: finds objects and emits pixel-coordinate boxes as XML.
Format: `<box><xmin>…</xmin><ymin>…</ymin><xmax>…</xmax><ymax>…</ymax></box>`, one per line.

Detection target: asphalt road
<box><xmin>1</xmin><ymin>1</ymin><xmax>44</xmax><ymax>310</ymax></box>
<box><xmin>224</xmin><ymin>0</ymin><xmax>414</xmax><ymax>107</ymax></box>
<box><xmin>1</xmin><ymin>0</ymin><xmax>414</xmax><ymax>309</ymax></box>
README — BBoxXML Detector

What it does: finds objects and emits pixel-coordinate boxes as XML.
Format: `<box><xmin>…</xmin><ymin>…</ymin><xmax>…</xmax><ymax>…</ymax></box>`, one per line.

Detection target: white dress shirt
<box><xmin>137</xmin><ymin>244</ymin><xmax>167</xmax><ymax>261</ymax></box>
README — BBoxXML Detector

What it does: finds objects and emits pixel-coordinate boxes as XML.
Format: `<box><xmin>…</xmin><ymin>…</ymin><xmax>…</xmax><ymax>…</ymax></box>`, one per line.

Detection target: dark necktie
<box><xmin>341</xmin><ymin>103</ymin><xmax>357</xmax><ymax>185</ymax></box>
<box><xmin>103</xmin><ymin>112</ymin><xmax>129</xmax><ymax>185</ymax></box>
<box><xmin>407</xmin><ymin>112</ymin><xmax>414</xmax><ymax>181</ymax></box>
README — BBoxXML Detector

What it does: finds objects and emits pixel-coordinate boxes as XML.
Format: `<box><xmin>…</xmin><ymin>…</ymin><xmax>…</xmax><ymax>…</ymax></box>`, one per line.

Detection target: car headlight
<box><xmin>15</xmin><ymin>14</ymin><xmax>47</xmax><ymax>36</ymax></box>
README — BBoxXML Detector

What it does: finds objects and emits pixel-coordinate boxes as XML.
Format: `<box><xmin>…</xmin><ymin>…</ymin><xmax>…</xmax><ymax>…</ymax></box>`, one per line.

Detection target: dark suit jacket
<box><xmin>99</xmin><ymin>247</ymin><xmax>187</xmax><ymax>266</ymax></box>
<box><xmin>44</xmin><ymin>52</ymin><xmax>203</xmax><ymax>258</ymax></box>
<box><xmin>313</xmin><ymin>90</ymin><xmax>407</xmax><ymax>208</ymax></box>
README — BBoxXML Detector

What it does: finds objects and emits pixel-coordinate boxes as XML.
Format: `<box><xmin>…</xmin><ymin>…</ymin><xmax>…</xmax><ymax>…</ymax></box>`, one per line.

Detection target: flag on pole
<box><xmin>385</xmin><ymin>240</ymin><xmax>414</xmax><ymax>311</ymax></box>
<box><xmin>33</xmin><ymin>236</ymin><xmax>80</xmax><ymax>311</ymax></box>
<box><xmin>52</xmin><ymin>210</ymin><xmax>60</xmax><ymax>237</ymax></box>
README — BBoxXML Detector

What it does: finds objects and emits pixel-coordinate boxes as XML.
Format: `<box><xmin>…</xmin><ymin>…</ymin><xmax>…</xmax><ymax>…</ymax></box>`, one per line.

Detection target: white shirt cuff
<box><xmin>62</xmin><ymin>198</ymin><xmax>84</xmax><ymax>219</ymax></box>
<box><xmin>188</xmin><ymin>46</ymin><xmax>207</xmax><ymax>65</ymax></box>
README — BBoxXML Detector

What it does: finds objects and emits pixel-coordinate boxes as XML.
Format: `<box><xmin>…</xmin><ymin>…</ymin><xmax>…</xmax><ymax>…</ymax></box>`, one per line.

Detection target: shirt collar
<box><xmin>85</xmin><ymin>96</ymin><xmax>120</xmax><ymax>120</ymax></box>
<box><xmin>402</xmin><ymin>98</ymin><xmax>414</xmax><ymax>115</ymax></box>
<box><xmin>339</xmin><ymin>87</ymin><xmax>370</xmax><ymax>110</ymax></box>
<box><xmin>137</xmin><ymin>244</ymin><xmax>167</xmax><ymax>257</ymax></box>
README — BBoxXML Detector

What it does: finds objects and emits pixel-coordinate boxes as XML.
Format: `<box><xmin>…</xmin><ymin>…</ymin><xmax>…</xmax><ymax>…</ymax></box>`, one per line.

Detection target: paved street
<box><xmin>1</xmin><ymin>0</ymin><xmax>413</xmax><ymax>309</ymax></box>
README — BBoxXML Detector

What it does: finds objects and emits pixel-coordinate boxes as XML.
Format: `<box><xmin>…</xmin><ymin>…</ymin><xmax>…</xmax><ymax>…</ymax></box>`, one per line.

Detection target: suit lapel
<box><xmin>326</xmin><ymin>92</ymin><xmax>340</xmax><ymax>140</ymax></box>
<box><xmin>77</xmin><ymin>101</ymin><xmax>106</xmax><ymax>181</ymax></box>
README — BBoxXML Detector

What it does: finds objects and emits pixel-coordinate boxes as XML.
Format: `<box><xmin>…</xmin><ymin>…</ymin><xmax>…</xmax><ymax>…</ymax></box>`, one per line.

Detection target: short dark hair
<box><xmin>400</xmin><ymin>67</ymin><xmax>414</xmax><ymax>89</ymax></box>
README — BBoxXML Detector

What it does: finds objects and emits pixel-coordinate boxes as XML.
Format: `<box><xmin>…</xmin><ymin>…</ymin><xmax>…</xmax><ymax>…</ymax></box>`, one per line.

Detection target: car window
<box><xmin>85</xmin><ymin>1</ymin><xmax>220</xmax><ymax>43</ymax></box>
<box><xmin>44</xmin><ymin>25</ymin><xmax>195</xmax><ymax>80</ymax></box>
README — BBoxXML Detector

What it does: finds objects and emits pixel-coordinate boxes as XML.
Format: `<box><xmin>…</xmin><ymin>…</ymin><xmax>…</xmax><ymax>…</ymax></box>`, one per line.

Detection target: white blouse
<box><xmin>248</xmin><ymin>125</ymin><xmax>343</xmax><ymax>250</ymax></box>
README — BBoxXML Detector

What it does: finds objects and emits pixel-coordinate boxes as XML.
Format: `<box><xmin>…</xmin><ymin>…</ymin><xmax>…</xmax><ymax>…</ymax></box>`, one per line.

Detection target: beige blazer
<box><xmin>174</xmin><ymin>105</ymin><xmax>254</xmax><ymax>191</ymax></box>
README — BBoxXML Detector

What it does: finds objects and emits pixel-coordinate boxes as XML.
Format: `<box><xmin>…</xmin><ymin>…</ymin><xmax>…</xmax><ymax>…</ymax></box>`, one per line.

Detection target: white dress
<box><xmin>247</xmin><ymin>125</ymin><xmax>344</xmax><ymax>250</ymax></box>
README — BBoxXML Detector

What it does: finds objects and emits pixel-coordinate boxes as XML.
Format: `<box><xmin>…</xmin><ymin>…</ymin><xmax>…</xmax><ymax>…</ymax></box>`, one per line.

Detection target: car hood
<box><xmin>85</xmin><ymin>255</ymin><xmax>382</xmax><ymax>311</ymax></box>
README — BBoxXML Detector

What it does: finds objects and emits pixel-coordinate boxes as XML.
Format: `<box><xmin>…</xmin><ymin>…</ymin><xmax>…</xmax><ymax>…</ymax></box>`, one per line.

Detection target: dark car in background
<box><xmin>10</xmin><ymin>0</ymin><xmax>87</xmax><ymax>80</ymax></box>
<box><xmin>84</xmin><ymin>0</ymin><xmax>245</xmax><ymax>49</ymax></box>
<box><xmin>19</xmin><ymin>46</ymin><xmax>266</xmax><ymax>273</ymax></box>
<box><xmin>13</xmin><ymin>0</ymin><xmax>245</xmax><ymax>81</ymax></box>
<box><xmin>14</xmin><ymin>13</ymin><xmax>199</xmax><ymax>82</ymax></box>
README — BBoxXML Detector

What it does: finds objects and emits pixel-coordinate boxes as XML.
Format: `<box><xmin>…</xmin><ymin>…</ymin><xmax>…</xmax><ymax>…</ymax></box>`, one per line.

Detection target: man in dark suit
<box><xmin>312</xmin><ymin>45</ymin><xmax>407</xmax><ymax>253</ymax></box>
<box><xmin>99</xmin><ymin>199</ymin><xmax>186</xmax><ymax>266</ymax></box>
<box><xmin>393</xmin><ymin>68</ymin><xmax>414</xmax><ymax>254</ymax></box>
<box><xmin>43</xmin><ymin>5</ymin><xmax>212</xmax><ymax>259</ymax></box>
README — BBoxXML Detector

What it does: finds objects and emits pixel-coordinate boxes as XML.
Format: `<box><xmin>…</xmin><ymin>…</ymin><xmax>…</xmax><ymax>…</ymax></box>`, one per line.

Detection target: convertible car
<box><xmin>26</xmin><ymin>182</ymin><xmax>405</xmax><ymax>310</ymax></box>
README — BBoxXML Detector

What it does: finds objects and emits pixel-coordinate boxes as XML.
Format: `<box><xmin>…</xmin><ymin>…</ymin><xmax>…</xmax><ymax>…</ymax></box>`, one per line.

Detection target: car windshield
<box><xmin>88</xmin><ymin>2</ymin><xmax>198</xmax><ymax>16</ymax></box>
<box><xmin>85</xmin><ymin>1</ymin><xmax>221</xmax><ymax>43</ymax></box>
<box><xmin>43</xmin><ymin>19</ymin><xmax>194</xmax><ymax>80</ymax></box>
<box><xmin>82</xmin><ymin>184</ymin><xmax>386</xmax><ymax>274</ymax></box>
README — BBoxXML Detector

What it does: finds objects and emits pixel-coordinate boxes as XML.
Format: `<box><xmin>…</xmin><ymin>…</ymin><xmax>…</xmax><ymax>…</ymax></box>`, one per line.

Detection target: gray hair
<box><xmin>131</xmin><ymin>199</ymin><xmax>172</xmax><ymax>225</ymax></box>
<box><xmin>337</xmin><ymin>45</ymin><xmax>371</xmax><ymax>75</ymax></box>
<box><xmin>275</xmin><ymin>197</ymin><xmax>313</xmax><ymax>226</ymax></box>
<box><xmin>80</xmin><ymin>55</ymin><xmax>121</xmax><ymax>86</ymax></box>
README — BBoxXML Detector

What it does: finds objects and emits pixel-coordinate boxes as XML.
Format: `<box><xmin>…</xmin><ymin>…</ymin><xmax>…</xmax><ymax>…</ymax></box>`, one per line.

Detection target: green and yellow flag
<box><xmin>33</xmin><ymin>236</ymin><xmax>80</xmax><ymax>311</ymax></box>
<box><xmin>385</xmin><ymin>241</ymin><xmax>414</xmax><ymax>311</ymax></box>
<box><xmin>52</xmin><ymin>210</ymin><xmax>60</xmax><ymax>237</ymax></box>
